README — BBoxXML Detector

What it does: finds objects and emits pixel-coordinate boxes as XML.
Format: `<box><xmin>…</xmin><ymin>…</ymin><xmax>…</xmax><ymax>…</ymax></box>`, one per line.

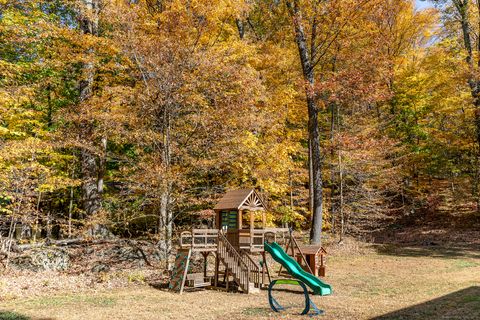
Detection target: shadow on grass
<box><xmin>148</xmin><ymin>281</ymin><xmax>169</xmax><ymax>290</ymax></box>
<box><xmin>372</xmin><ymin>286</ymin><xmax>480</xmax><ymax>320</ymax></box>
<box><xmin>374</xmin><ymin>243</ymin><xmax>480</xmax><ymax>260</ymax></box>
<box><xmin>0</xmin><ymin>312</ymin><xmax>32</xmax><ymax>320</ymax></box>
<box><xmin>0</xmin><ymin>311</ymin><xmax>54</xmax><ymax>320</ymax></box>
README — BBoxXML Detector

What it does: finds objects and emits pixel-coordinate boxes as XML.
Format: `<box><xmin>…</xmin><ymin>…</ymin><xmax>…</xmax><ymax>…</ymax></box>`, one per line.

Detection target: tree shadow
<box><xmin>0</xmin><ymin>310</ymin><xmax>56</xmax><ymax>320</ymax></box>
<box><xmin>148</xmin><ymin>281</ymin><xmax>169</xmax><ymax>290</ymax></box>
<box><xmin>0</xmin><ymin>312</ymin><xmax>30</xmax><ymax>320</ymax></box>
<box><xmin>371</xmin><ymin>286</ymin><xmax>480</xmax><ymax>320</ymax></box>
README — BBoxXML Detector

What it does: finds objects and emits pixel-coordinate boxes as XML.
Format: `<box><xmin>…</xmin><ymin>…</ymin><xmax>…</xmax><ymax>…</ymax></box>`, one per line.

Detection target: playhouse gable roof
<box><xmin>213</xmin><ymin>189</ymin><xmax>266</xmax><ymax>211</ymax></box>
<box><xmin>297</xmin><ymin>245</ymin><xmax>328</xmax><ymax>255</ymax></box>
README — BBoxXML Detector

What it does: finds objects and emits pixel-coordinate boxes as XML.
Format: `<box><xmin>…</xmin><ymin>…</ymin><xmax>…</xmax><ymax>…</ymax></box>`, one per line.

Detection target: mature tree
<box><xmin>429</xmin><ymin>0</ymin><xmax>480</xmax><ymax>209</ymax></box>
<box><xmin>282</xmin><ymin>0</ymin><xmax>392</xmax><ymax>243</ymax></box>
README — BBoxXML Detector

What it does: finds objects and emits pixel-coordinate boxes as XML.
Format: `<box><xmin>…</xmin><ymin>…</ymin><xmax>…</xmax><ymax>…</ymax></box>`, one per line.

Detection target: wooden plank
<box><xmin>225</xmin><ymin>268</ymin><xmax>229</xmax><ymax>291</ymax></box>
<box><xmin>202</xmin><ymin>251</ymin><xmax>209</xmax><ymax>277</ymax></box>
<box><xmin>249</xmin><ymin>211</ymin><xmax>254</xmax><ymax>230</ymax></box>
<box><xmin>215</xmin><ymin>210</ymin><xmax>220</xmax><ymax>229</ymax></box>
<box><xmin>186</xmin><ymin>273</ymin><xmax>204</xmax><ymax>280</ymax></box>
<box><xmin>214</xmin><ymin>252</ymin><xmax>219</xmax><ymax>288</ymax></box>
<box><xmin>238</xmin><ymin>209</ymin><xmax>242</xmax><ymax>229</ymax></box>
<box><xmin>239</xmin><ymin>206</ymin><xmax>265</xmax><ymax>211</ymax></box>
<box><xmin>296</xmin><ymin>244</ymin><xmax>322</xmax><ymax>255</ymax></box>
<box><xmin>277</xmin><ymin>235</ymin><xmax>292</xmax><ymax>277</ymax></box>
<box><xmin>264</xmin><ymin>251</ymin><xmax>272</xmax><ymax>284</ymax></box>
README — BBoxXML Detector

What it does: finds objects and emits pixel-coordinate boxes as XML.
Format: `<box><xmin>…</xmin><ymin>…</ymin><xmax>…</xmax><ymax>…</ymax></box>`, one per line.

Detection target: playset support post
<box><xmin>277</xmin><ymin>229</ymin><xmax>313</xmax><ymax>276</ymax></box>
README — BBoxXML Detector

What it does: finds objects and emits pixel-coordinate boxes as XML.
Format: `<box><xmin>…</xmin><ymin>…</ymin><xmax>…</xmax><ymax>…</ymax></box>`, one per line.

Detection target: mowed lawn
<box><xmin>1</xmin><ymin>244</ymin><xmax>479</xmax><ymax>320</ymax></box>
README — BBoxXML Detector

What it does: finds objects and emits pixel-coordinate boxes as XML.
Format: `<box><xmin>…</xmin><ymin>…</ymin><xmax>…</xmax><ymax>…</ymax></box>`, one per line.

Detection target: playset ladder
<box><xmin>217</xmin><ymin>231</ymin><xmax>260</xmax><ymax>293</ymax></box>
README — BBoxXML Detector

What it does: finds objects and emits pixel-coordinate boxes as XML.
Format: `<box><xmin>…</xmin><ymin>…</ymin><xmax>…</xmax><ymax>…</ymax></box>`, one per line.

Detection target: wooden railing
<box><xmin>237</xmin><ymin>229</ymin><xmax>265</xmax><ymax>252</ymax></box>
<box><xmin>180</xmin><ymin>229</ymin><xmax>218</xmax><ymax>251</ymax></box>
<box><xmin>241</xmin><ymin>251</ymin><xmax>261</xmax><ymax>288</ymax></box>
<box><xmin>250</xmin><ymin>229</ymin><xmax>265</xmax><ymax>251</ymax></box>
<box><xmin>217</xmin><ymin>231</ymin><xmax>251</xmax><ymax>293</ymax></box>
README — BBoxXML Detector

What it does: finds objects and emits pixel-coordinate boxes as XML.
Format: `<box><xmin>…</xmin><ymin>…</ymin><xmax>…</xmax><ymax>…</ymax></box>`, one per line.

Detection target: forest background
<box><xmin>2</xmin><ymin>0</ymin><xmax>480</xmax><ymax>266</ymax></box>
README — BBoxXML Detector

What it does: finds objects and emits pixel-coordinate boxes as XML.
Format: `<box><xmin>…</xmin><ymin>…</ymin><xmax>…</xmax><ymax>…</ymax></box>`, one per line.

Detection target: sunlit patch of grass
<box><xmin>454</xmin><ymin>260</ymin><xmax>480</xmax><ymax>269</ymax></box>
<box><xmin>26</xmin><ymin>295</ymin><xmax>116</xmax><ymax>308</ymax></box>
<box><xmin>241</xmin><ymin>307</ymin><xmax>271</xmax><ymax>316</ymax></box>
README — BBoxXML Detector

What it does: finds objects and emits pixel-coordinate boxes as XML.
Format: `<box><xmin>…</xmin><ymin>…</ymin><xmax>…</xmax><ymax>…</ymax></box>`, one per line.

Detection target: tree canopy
<box><xmin>1</xmin><ymin>0</ymin><xmax>479</xmax><ymax>251</ymax></box>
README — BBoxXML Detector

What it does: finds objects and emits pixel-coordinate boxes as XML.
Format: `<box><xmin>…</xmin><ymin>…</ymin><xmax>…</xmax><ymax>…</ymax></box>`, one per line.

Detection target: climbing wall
<box><xmin>169</xmin><ymin>248</ymin><xmax>192</xmax><ymax>294</ymax></box>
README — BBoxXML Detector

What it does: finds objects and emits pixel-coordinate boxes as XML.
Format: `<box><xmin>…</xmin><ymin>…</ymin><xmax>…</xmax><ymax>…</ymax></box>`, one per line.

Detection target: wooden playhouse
<box><xmin>169</xmin><ymin>188</ymin><xmax>327</xmax><ymax>294</ymax></box>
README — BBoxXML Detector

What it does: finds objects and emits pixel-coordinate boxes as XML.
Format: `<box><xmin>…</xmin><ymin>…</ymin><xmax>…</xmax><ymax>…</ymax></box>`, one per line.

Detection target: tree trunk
<box><xmin>79</xmin><ymin>0</ymin><xmax>98</xmax><ymax>101</ymax></box>
<box><xmin>330</xmin><ymin>103</ymin><xmax>336</xmax><ymax>234</ymax></box>
<box><xmin>159</xmin><ymin>187</ymin><xmax>172</xmax><ymax>269</ymax></box>
<box><xmin>164</xmin><ymin>189</ymin><xmax>173</xmax><ymax>270</ymax></box>
<box><xmin>81</xmin><ymin>150</ymin><xmax>102</xmax><ymax>216</ymax></box>
<box><xmin>339</xmin><ymin>149</ymin><xmax>345</xmax><ymax>241</ymax></box>
<box><xmin>308</xmin><ymin>94</ymin><xmax>324</xmax><ymax>244</ymax></box>
<box><xmin>308</xmin><ymin>139</ymin><xmax>314</xmax><ymax>216</ymax></box>
<box><xmin>68</xmin><ymin>184</ymin><xmax>74</xmax><ymax>238</ymax></box>
<box><xmin>79</xmin><ymin>0</ymin><xmax>107</xmax><ymax>231</ymax></box>
<box><xmin>159</xmin><ymin>108</ymin><xmax>173</xmax><ymax>269</ymax></box>
<box><xmin>236</xmin><ymin>19</ymin><xmax>245</xmax><ymax>39</ymax></box>
<box><xmin>288</xmin><ymin>0</ymin><xmax>323</xmax><ymax>244</ymax></box>
<box><xmin>456</xmin><ymin>0</ymin><xmax>480</xmax><ymax>213</ymax></box>
<box><xmin>289</xmin><ymin>170</ymin><xmax>294</xmax><ymax>209</ymax></box>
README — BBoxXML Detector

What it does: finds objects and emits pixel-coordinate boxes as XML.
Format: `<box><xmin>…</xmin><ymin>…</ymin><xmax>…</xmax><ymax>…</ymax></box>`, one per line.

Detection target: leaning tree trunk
<box><xmin>288</xmin><ymin>0</ymin><xmax>324</xmax><ymax>244</ymax></box>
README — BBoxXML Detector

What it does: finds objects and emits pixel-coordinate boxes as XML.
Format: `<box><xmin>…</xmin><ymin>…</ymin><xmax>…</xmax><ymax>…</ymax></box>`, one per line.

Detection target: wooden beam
<box><xmin>202</xmin><ymin>252</ymin><xmax>209</xmax><ymax>277</ymax></box>
<box><xmin>226</xmin><ymin>268</ymin><xmax>229</xmax><ymax>292</ymax></box>
<box><xmin>215</xmin><ymin>210</ymin><xmax>220</xmax><ymax>229</ymax></box>
<box><xmin>249</xmin><ymin>210</ymin><xmax>254</xmax><ymax>230</ymax></box>
<box><xmin>238</xmin><ymin>209</ymin><xmax>242</xmax><ymax>229</ymax></box>
<box><xmin>264</xmin><ymin>251</ymin><xmax>272</xmax><ymax>284</ymax></box>
<box><xmin>277</xmin><ymin>236</ymin><xmax>292</xmax><ymax>277</ymax></box>
<box><xmin>214</xmin><ymin>252</ymin><xmax>219</xmax><ymax>288</ymax></box>
<box><xmin>239</xmin><ymin>206</ymin><xmax>264</xmax><ymax>211</ymax></box>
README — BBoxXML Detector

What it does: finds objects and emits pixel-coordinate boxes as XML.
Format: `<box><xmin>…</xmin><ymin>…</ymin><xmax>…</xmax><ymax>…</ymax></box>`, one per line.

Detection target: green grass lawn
<box><xmin>1</xmin><ymin>244</ymin><xmax>479</xmax><ymax>320</ymax></box>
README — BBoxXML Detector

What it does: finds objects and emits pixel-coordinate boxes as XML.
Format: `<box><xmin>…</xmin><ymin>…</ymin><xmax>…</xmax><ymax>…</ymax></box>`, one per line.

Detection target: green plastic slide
<box><xmin>264</xmin><ymin>241</ymin><xmax>332</xmax><ymax>296</ymax></box>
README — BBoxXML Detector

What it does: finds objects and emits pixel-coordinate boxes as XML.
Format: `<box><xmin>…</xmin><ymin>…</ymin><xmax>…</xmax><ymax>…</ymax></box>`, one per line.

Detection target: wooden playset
<box><xmin>168</xmin><ymin>188</ymin><xmax>330</xmax><ymax>296</ymax></box>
